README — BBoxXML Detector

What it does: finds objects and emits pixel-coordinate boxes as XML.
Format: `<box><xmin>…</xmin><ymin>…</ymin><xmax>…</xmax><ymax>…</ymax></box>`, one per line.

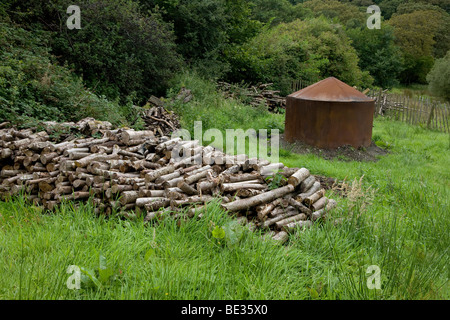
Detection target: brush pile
<box><xmin>141</xmin><ymin>105</ymin><xmax>180</xmax><ymax>137</ymax></box>
<box><xmin>217</xmin><ymin>82</ymin><xmax>286</xmax><ymax>113</ymax></box>
<box><xmin>0</xmin><ymin>119</ymin><xmax>337</xmax><ymax>243</ymax></box>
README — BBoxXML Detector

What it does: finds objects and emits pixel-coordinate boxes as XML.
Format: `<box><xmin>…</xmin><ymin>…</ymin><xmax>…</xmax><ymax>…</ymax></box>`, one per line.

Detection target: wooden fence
<box><xmin>290</xmin><ymin>79</ymin><xmax>450</xmax><ymax>134</ymax></box>
<box><xmin>367</xmin><ymin>89</ymin><xmax>450</xmax><ymax>133</ymax></box>
<box><xmin>290</xmin><ymin>78</ymin><xmax>319</xmax><ymax>93</ymax></box>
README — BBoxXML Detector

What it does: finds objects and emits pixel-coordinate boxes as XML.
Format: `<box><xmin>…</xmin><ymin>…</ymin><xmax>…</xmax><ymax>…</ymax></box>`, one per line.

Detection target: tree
<box><xmin>395</xmin><ymin>2</ymin><xmax>450</xmax><ymax>58</ymax></box>
<box><xmin>426</xmin><ymin>51</ymin><xmax>450</xmax><ymax>100</ymax></box>
<box><xmin>302</xmin><ymin>0</ymin><xmax>366</xmax><ymax>27</ymax></box>
<box><xmin>346</xmin><ymin>25</ymin><xmax>403</xmax><ymax>88</ymax></box>
<box><xmin>52</xmin><ymin>0</ymin><xmax>182</xmax><ymax>103</ymax></box>
<box><xmin>388</xmin><ymin>9</ymin><xmax>442</xmax><ymax>83</ymax></box>
<box><xmin>225</xmin><ymin>17</ymin><xmax>372</xmax><ymax>95</ymax></box>
<box><xmin>249</xmin><ymin>0</ymin><xmax>310</xmax><ymax>25</ymax></box>
<box><xmin>378</xmin><ymin>0</ymin><xmax>405</xmax><ymax>19</ymax></box>
<box><xmin>139</xmin><ymin>0</ymin><xmax>261</xmax><ymax>78</ymax></box>
<box><xmin>379</xmin><ymin>0</ymin><xmax>450</xmax><ymax>19</ymax></box>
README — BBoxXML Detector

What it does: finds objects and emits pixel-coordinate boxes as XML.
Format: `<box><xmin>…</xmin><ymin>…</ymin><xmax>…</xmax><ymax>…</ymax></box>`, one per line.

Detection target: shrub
<box><xmin>2</xmin><ymin>0</ymin><xmax>182</xmax><ymax>104</ymax></box>
<box><xmin>0</xmin><ymin>22</ymin><xmax>129</xmax><ymax>126</ymax></box>
<box><xmin>426</xmin><ymin>51</ymin><xmax>450</xmax><ymax>101</ymax></box>
<box><xmin>47</xmin><ymin>0</ymin><xmax>181</xmax><ymax>104</ymax></box>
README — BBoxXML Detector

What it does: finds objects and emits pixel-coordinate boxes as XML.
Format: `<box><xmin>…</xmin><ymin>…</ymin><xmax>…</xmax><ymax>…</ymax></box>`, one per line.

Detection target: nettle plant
<box><xmin>265</xmin><ymin>171</ymin><xmax>287</xmax><ymax>190</ymax></box>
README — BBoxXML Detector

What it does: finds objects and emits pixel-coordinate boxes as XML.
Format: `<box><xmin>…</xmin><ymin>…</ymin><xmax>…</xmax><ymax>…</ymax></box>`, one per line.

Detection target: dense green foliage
<box><xmin>0</xmin><ymin>22</ymin><xmax>130</xmax><ymax>126</ymax></box>
<box><xmin>2</xmin><ymin>0</ymin><xmax>449</xmax><ymax>113</ymax></box>
<box><xmin>303</xmin><ymin>0</ymin><xmax>366</xmax><ymax>27</ymax></box>
<box><xmin>53</xmin><ymin>0</ymin><xmax>181</xmax><ymax>103</ymax></box>
<box><xmin>389</xmin><ymin>8</ymin><xmax>446</xmax><ymax>84</ymax></box>
<box><xmin>346</xmin><ymin>25</ymin><xmax>403</xmax><ymax>88</ymax></box>
<box><xmin>249</xmin><ymin>0</ymin><xmax>310</xmax><ymax>25</ymax></box>
<box><xmin>138</xmin><ymin>0</ymin><xmax>262</xmax><ymax>78</ymax></box>
<box><xmin>0</xmin><ymin>0</ymin><xmax>449</xmax><ymax>300</ymax></box>
<box><xmin>225</xmin><ymin>18</ymin><xmax>372</xmax><ymax>95</ymax></box>
<box><xmin>2</xmin><ymin>0</ymin><xmax>181</xmax><ymax>104</ymax></box>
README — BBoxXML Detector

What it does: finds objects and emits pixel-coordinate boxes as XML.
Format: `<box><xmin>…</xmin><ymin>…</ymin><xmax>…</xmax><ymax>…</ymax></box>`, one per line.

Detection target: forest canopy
<box><xmin>0</xmin><ymin>0</ymin><xmax>448</xmax><ymax>124</ymax></box>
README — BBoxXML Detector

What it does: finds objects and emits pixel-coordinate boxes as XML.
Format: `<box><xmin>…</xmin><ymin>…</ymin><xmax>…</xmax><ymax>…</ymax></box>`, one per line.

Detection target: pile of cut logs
<box><xmin>0</xmin><ymin>119</ymin><xmax>337</xmax><ymax>243</ymax></box>
<box><xmin>217</xmin><ymin>82</ymin><xmax>286</xmax><ymax>113</ymax></box>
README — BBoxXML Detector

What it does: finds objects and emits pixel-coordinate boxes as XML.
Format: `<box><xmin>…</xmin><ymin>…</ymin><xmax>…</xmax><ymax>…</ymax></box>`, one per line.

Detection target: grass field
<box><xmin>1</xmin><ymin>115</ymin><xmax>448</xmax><ymax>300</ymax></box>
<box><xmin>1</xmin><ymin>73</ymin><xmax>449</xmax><ymax>299</ymax></box>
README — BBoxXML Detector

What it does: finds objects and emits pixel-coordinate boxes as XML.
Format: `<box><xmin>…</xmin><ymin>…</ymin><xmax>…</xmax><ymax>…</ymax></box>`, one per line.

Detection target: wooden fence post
<box><xmin>376</xmin><ymin>89</ymin><xmax>382</xmax><ymax>117</ymax></box>
<box><xmin>427</xmin><ymin>100</ymin><xmax>435</xmax><ymax>129</ymax></box>
<box><xmin>433</xmin><ymin>101</ymin><xmax>441</xmax><ymax>130</ymax></box>
<box><xmin>444</xmin><ymin>103</ymin><xmax>449</xmax><ymax>133</ymax></box>
<box><xmin>418</xmin><ymin>97</ymin><xmax>424</xmax><ymax>125</ymax></box>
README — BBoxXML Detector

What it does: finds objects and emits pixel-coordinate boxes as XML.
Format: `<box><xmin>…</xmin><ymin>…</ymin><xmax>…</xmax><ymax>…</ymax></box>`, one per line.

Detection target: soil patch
<box><xmin>277</xmin><ymin>134</ymin><xmax>388</xmax><ymax>162</ymax></box>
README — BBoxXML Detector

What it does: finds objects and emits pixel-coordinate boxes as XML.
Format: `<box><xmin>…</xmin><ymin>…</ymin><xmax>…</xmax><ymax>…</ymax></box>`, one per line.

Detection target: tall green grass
<box><xmin>0</xmin><ymin>73</ymin><xmax>448</xmax><ymax>299</ymax></box>
<box><xmin>1</xmin><ymin>198</ymin><xmax>334</xmax><ymax>299</ymax></box>
<box><xmin>166</xmin><ymin>71</ymin><xmax>285</xmax><ymax>138</ymax></box>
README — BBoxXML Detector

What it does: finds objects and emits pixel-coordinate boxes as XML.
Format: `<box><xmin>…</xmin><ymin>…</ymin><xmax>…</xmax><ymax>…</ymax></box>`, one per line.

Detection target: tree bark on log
<box><xmin>138</xmin><ymin>189</ymin><xmax>165</xmax><ymax>197</ymax></box>
<box><xmin>145</xmin><ymin>165</ymin><xmax>175</xmax><ymax>183</ymax></box>
<box><xmin>223</xmin><ymin>184</ymin><xmax>294</xmax><ymax>212</ymax></box>
<box><xmin>75</xmin><ymin>153</ymin><xmax>120</xmax><ymax>168</ymax></box>
<box><xmin>119</xmin><ymin>191</ymin><xmax>139</xmax><ymax>205</ymax></box>
<box><xmin>311</xmin><ymin>199</ymin><xmax>337</xmax><ymax>221</ymax></box>
<box><xmin>221</xmin><ymin>183</ymin><xmax>266</xmax><ymax>192</ymax></box>
<box><xmin>275</xmin><ymin>213</ymin><xmax>307</xmax><ymax>229</ymax></box>
<box><xmin>262</xmin><ymin>209</ymin><xmax>299</xmax><ymax>228</ymax></box>
<box><xmin>162</xmin><ymin>177</ymin><xmax>184</xmax><ymax>189</ymax></box>
<box><xmin>288</xmin><ymin>198</ymin><xmax>312</xmax><ymax>215</ymax></box>
<box><xmin>283</xmin><ymin>220</ymin><xmax>312</xmax><ymax>232</ymax></box>
<box><xmin>272</xmin><ymin>231</ymin><xmax>289</xmax><ymax>243</ymax></box>
<box><xmin>256</xmin><ymin>198</ymin><xmax>281</xmax><ymax>220</ymax></box>
<box><xmin>249</xmin><ymin>159</ymin><xmax>270</xmax><ymax>171</ymax></box>
<box><xmin>197</xmin><ymin>180</ymin><xmax>217</xmax><ymax>193</ymax></box>
<box><xmin>155</xmin><ymin>170</ymin><xmax>181</xmax><ymax>184</ymax></box>
<box><xmin>259</xmin><ymin>163</ymin><xmax>284</xmax><ymax>176</ymax></box>
<box><xmin>222</xmin><ymin>164</ymin><xmax>241</xmax><ymax>175</ymax></box>
<box><xmin>144</xmin><ymin>199</ymin><xmax>170</xmax><ymax>211</ymax></box>
<box><xmin>170</xmin><ymin>195</ymin><xmax>213</xmax><ymax>207</ymax></box>
<box><xmin>311</xmin><ymin>196</ymin><xmax>328</xmax><ymax>211</ymax></box>
<box><xmin>184</xmin><ymin>169</ymin><xmax>211</xmax><ymax>185</ymax></box>
<box><xmin>235</xmin><ymin>189</ymin><xmax>263</xmax><ymax>198</ymax></box>
<box><xmin>299</xmin><ymin>175</ymin><xmax>316</xmax><ymax>193</ymax></box>
<box><xmin>288</xmin><ymin>168</ymin><xmax>310</xmax><ymax>187</ymax></box>
<box><xmin>304</xmin><ymin>189</ymin><xmax>326</xmax><ymax>207</ymax></box>
<box><xmin>135</xmin><ymin>197</ymin><xmax>165</xmax><ymax>207</ymax></box>
<box><xmin>223</xmin><ymin>172</ymin><xmax>260</xmax><ymax>183</ymax></box>
<box><xmin>177</xmin><ymin>181</ymin><xmax>199</xmax><ymax>195</ymax></box>
<box><xmin>296</xmin><ymin>181</ymin><xmax>321</xmax><ymax>202</ymax></box>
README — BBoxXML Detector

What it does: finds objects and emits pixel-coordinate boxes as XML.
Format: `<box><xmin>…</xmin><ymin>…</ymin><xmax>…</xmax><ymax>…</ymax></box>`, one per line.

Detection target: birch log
<box><xmin>223</xmin><ymin>184</ymin><xmax>295</xmax><ymax>212</ymax></box>
<box><xmin>288</xmin><ymin>168</ymin><xmax>310</xmax><ymax>187</ymax></box>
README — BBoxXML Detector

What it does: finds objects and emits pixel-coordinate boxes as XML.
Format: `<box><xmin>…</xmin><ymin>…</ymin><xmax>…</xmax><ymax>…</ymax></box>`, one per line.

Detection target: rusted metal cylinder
<box><xmin>284</xmin><ymin>77</ymin><xmax>375</xmax><ymax>149</ymax></box>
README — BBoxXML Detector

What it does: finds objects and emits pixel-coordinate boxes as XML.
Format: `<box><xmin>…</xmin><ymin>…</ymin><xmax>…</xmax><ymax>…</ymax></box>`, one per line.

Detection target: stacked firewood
<box><xmin>0</xmin><ymin>120</ymin><xmax>337</xmax><ymax>243</ymax></box>
<box><xmin>217</xmin><ymin>81</ymin><xmax>286</xmax><ymax>113</ymax></box>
